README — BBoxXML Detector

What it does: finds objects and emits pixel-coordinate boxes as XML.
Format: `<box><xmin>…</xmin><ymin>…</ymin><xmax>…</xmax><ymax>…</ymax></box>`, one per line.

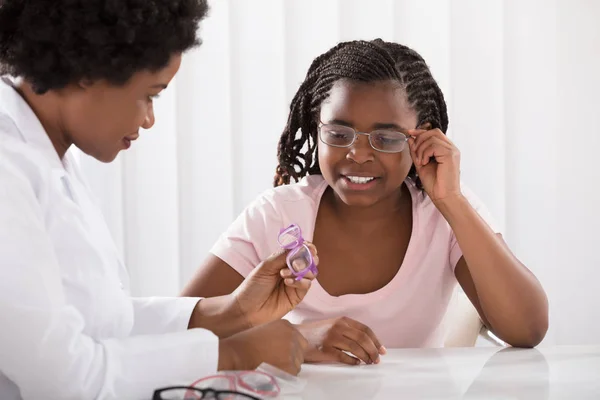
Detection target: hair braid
<box><xmin>274</xmin><ymin>39</ymin><xmax>448</xmax><ymax>190</ymax></box>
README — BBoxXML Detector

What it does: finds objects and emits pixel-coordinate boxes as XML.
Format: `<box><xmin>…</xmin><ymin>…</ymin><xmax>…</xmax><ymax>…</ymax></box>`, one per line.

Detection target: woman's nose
<box><xmin>141</xmin><ymin>103</ymin><xmax>155</xmax><ymax>129</ymax></box>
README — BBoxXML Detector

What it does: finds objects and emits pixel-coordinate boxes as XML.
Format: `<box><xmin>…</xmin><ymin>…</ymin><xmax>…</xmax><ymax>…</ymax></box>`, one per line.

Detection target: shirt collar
<box><xmin>0</xmin><ymin>76</ymin><xmax>64</xmax><ymax>170</ymax></box>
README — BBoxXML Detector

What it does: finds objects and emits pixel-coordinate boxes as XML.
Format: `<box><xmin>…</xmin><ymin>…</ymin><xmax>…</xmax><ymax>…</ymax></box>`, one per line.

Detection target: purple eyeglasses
<box><xmin>277</xmin><ymin>224</ymin><xmax>317</xmax><ymax>280</ymax></box>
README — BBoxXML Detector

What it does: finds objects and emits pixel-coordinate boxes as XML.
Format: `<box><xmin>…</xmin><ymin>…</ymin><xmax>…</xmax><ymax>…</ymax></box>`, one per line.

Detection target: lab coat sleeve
<box><xmin>0</xmin><ymin>158</ymin><xmax>219</xmax><ymax>400</ymax></box>
<box><xmin>130</xmin><ymin>296</ymin><xmax>201</xmax><ymax>335</ymax></box>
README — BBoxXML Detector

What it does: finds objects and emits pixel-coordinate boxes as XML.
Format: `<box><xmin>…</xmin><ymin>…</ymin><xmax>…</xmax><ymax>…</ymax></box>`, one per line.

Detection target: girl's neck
<box><xmin>325</xmin><ymin>183</ymin><xmax>411</xmax><ymax>229</ymax></box>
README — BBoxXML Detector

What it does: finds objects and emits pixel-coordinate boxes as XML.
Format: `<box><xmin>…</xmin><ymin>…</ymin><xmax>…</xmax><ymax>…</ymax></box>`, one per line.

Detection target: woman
<box><xmin>0</xmin><ymin>1</ymin><xmax>317</xmax><ymax>399</ymax></box>
<box><xmin>184</xmin><ymin>39</ymin><xmax>549</xmax><ymax>365</ymax></box>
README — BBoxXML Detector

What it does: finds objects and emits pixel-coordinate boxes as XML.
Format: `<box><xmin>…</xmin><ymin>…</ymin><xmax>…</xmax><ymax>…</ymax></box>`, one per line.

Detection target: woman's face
<box><xmin>318</xmin><ymin>79</ymin><xmax>418</xmax><ymax>208</ymax></box>
<box><xmin>60</xmin><ymin>53</ymin><xmax>182</xmax><ymax>162</ymax></box>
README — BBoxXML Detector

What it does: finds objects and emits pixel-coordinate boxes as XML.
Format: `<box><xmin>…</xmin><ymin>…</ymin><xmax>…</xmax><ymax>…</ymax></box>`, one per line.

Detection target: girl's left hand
<box><xmin>408</xmin><ymin>124</ymin><xmax>462</xmax><ymax>203</ymax></box>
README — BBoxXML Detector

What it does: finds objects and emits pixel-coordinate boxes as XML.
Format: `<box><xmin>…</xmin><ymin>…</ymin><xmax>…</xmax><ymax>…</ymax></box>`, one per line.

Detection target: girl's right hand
<box><xmin>297</xmin><ymin>317</ymin><xmax>386</xmax><ymax>365</ymax></box>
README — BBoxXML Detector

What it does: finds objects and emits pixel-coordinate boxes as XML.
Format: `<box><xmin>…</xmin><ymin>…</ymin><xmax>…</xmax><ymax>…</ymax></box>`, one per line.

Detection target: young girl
<box><xmin>183</xmin><ymin>39</ymin><xmax>548</xmax><ymax>365</ymax></box>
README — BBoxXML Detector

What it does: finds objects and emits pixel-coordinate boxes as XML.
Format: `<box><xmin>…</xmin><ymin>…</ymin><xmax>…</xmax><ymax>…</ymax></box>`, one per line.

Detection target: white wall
<box><xmin>554</xmin><ymin>0</ymin><xmax>600</xmax><ymax>345</ymax></box>
<box><xmin>80</xmin><ymin>0</ymin><xmax>600</xmax><ymax>346</ymax></box>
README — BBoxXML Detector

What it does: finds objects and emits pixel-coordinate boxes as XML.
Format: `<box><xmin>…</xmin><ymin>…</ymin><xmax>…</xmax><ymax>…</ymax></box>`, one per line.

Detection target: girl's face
<box><xmin>318</xmin><ymin>79</ymin><xmax>418</xmax><ymax>208</ymax></box>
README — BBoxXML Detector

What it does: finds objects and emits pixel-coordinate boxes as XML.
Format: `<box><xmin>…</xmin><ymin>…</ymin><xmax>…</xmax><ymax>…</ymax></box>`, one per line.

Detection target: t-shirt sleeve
<box><xmin>449</xmin><ymin>185</ymin><xmax>502</xmax><ymax>269</ymax></box>
<box><xmin>209</xmin><ymin>194</ymin><xmax>282</xmax><ymax>278</ymax></box>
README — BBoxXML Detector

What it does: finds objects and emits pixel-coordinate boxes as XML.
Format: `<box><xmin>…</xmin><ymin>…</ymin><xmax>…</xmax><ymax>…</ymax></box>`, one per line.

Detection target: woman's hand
<box><xmin>298</xmin><ymin>317</ymin><xmax>386</xmax><ymax>365</ymax></box>
<box><xmin>408</xmin><ymin>124</ymin><xmax>462</xmax><ymax>204</ymax></box>
<box><xmin>218</xmin><ymin>319</ymin><xmax>308</xmax><ymax>375</ymax></box>
<box><xmin>232</xmin><ymin>243</ymin><xmax>319</xmax><ymax>329</ymax></box>
<box><xmin>188</xmin><ymin>244</ymin><xmax>318</xmax><ymax>338</ymax></box>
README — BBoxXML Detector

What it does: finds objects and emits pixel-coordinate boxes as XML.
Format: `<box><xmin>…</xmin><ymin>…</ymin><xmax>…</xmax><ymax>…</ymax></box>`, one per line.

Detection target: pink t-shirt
<box><xmin>210</xmin><ymin>175</ymin><xmax>500</xmax><ymax>348</ymax></box>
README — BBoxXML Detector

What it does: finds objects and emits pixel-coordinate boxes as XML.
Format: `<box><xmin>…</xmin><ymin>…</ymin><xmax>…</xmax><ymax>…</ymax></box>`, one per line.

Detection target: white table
<box><xmin>286</xmin><ymin>346</ymin><xmax>600</xmax><ymax>399</ymax></box>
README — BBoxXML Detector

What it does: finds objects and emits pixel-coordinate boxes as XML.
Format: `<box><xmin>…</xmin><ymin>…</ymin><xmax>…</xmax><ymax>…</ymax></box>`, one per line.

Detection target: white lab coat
<box><xmin>0</xmin><ymin>77</ymin><xmax>218</xmax><ymax>400</ymax></box>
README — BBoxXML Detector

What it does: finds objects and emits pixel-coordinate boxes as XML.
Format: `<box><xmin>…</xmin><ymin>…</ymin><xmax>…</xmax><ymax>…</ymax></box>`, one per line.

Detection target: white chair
<box><xmin>443</xmin><ymin>287</ymin><xmax>506</xmax><ymax>348</ymax></box>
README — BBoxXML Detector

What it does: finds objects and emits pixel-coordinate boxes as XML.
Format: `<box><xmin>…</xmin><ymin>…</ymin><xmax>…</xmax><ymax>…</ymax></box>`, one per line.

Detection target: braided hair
<box><xmin>274</xmin><ymin>39</ymin><xmax>448</xmax><ymax>189</ymax></box>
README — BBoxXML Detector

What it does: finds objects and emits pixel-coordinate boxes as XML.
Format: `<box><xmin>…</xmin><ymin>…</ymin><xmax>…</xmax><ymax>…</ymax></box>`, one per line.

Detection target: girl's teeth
<box><xmin>347</xmin><ymin>176</ymin><xmax>375</xmax><ymax>184</ymax></box>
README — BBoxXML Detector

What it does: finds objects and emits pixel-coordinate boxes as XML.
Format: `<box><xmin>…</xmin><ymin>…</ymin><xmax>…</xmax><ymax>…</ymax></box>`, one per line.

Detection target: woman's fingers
<box><xmin>305</xmin><ymin>242</ymin><xmax>318</xmax><ymax>257</ymax></box>
<box><xmin>283</xmin><ymin>276</ymin><xmax>312</xmax><ymax>290</ymax></box>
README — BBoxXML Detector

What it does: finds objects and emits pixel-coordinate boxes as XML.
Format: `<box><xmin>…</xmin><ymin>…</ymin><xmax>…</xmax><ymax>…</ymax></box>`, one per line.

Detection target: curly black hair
<box><xmin>274</xmin><ymin>39</ymin><xmax>448</xmax><ymax>189</ymax></box>
<box><xmin>0</xmin><ymin>0</ymin><xmax>209</xmax><ymax>94</ymax></box>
